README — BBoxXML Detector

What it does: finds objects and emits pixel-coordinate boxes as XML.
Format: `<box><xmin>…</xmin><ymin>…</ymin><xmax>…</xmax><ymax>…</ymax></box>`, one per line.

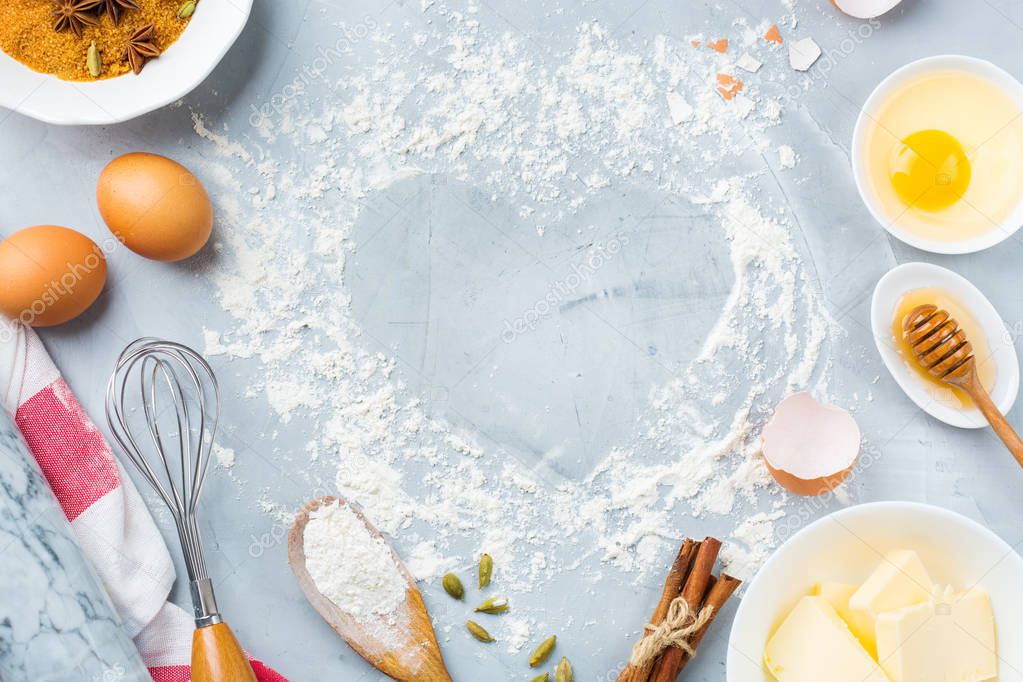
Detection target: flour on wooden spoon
<box><xmin>304</xmin><ymin>500</ymin><xmax>407</xmax><ymax>622</ymax></box>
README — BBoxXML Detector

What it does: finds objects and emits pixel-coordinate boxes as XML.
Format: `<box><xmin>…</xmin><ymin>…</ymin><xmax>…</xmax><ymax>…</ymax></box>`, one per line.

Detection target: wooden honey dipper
<box><xmin>903</xmin><ymin>304</ymin><xmax>1023</xmax><ymax>469</ymax></box>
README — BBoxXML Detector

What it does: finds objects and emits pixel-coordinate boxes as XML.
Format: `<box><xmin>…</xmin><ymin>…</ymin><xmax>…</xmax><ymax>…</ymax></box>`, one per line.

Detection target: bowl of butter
<box><xmin>727</xmin><ymin>501</ymin><xmax>1023</xmax><ymax>682</ymax></box>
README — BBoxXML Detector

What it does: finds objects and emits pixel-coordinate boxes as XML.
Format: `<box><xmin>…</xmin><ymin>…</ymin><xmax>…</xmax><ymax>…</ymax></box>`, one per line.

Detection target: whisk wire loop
<box><xmin>105</xmin><ymin>338</ymin><xmax>223</xmax><ymax>624</ymax></box>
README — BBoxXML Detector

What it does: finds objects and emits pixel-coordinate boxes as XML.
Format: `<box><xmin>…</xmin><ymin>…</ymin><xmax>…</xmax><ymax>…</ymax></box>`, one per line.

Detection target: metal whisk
<box><xmin>106</xmin><ymin>338</ymin><xmax>256</xmax><ymax>682</ymax></box>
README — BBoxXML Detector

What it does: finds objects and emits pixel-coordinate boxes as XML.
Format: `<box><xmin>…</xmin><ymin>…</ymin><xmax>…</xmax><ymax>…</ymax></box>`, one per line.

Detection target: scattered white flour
<box><xmin>303</xmin><ymin>501</ymin><xmax>407</xmax><ymax>623</ymax></box>
<box><xmin>213</xmin><ymin>444</ymin><xmax>236</xmax><ymax>469</ymax></box>
<box><xmin>719</xmin><ymin>507</ymin><xmax>787</xmax><ymax>579</ymax></box>
<box><xmin>778</xmin><ymin>145</ymin><xmax>797</xmax><ymax>169</ymax></box>
<box><xmin>505</xmin><ymin>617</ymin><xmax>532</xmax><ymax>654</ymax></box>
<box><xmin>405</xmin><ymin>541</ymin><xmax>453</xmax><ymax>582</ymax></box>
<box><xmin>189</xmin><ymin>3</ymin><xmax>834</xmax><ymax>639</ymax></box>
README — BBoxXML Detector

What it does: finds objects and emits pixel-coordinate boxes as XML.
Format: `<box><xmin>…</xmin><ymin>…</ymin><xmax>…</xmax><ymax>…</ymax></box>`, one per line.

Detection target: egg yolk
<box><xmin>890</xmin><ymin>129</ymin><xmax>972</xmax><ymax>212</ymax></box>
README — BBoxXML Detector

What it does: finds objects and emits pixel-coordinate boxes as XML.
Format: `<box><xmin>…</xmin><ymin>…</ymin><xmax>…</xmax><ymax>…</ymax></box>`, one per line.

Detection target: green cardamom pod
<box><xmin>478</xmin><ymin>552</ymin><xmax>493</xmax><ymax>588</ymax></box>
<box><xmin>442</xmin><ymin>573</ymin><xmax>464</xmax><ymax>600</ymax></box>
<box><xmin>177</xmin><ymin>0</ymin><xmax>197</xmax><ymax>18</ymax></box>
<box><xmin>529</xmin><ymin>635</ymin><xmax>557</xmax><ymax>667</ymax></box>
<box><xmin>466</xmin><ymin>620</ymin><xmax>494</xmax><ymax>643</ymax></box>
<box><xmin>473</xmin><ymin>595</ymin><xmax>509</xmax><ymax>614</ymax></box>
<box><xmin>530</xmin><ymin>674</ymin><xmax>550</xmax><ymax>682</ymax></box>
<box><xmin>87</xmin><ymin>42</ymin><xmax>101</xmax><ymax>78</ymax></box>
<box><xmin>555</xmin><ymin>657</ymin><xmax>573</xmax><ymax>682</ymax></box>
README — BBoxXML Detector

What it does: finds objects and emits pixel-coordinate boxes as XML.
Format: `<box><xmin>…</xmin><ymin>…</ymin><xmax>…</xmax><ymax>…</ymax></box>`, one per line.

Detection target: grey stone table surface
<box><xmin>4</xmin><ymin>0</ymin><xmax>1023</xmax><ymax>680</ymax></box>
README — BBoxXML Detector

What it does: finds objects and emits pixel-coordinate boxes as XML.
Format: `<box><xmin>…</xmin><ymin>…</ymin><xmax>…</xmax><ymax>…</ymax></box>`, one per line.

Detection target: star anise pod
<box><xmin>97</xmin><ymin>0</ymin><xmax>140</xmax><ymax>25</ymax></box>
<box><xmin>124</xmin><ymin>24</ymin><xmax>161</xmax><ymax>75</ymax></box>
<box><xmin>52</xmin><ymin>0</ymin><xmax>101</xmax><ymax>38</ymax></box>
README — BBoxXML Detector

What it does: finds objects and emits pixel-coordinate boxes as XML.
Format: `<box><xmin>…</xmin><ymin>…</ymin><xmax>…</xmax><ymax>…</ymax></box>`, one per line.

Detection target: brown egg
<box><xmin>0</xmin><ymin>225</ymin><xmax>108</xmax><ymax>327</ymax></box>
<box><xmin>97</xmin><ymin>152</ymin><xmax>213</xmax><ymax>262</ymax></box>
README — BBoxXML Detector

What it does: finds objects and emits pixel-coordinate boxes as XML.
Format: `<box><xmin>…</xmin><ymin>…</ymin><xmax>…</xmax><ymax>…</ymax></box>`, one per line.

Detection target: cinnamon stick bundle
<box><xmin>672</xmin><ymin>574</ymin><xmax>742</xmax><ymax>676</ymax></box>
<box><xmin>619</xmin><ymin>536</ymin><xmax>741</xmax><ymax>682</ymax></box>
<box><xmin>617</xmin><ymin>539</ymin><xmax>700</xmax><ymax>682</ymax></box>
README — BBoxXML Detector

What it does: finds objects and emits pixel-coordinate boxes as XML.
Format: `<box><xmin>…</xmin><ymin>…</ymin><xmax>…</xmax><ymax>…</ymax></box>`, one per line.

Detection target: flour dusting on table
<box><xmin>190</xmin><ymin>2</ymin><xmax>831</xmax><ymax>621</ymax></box>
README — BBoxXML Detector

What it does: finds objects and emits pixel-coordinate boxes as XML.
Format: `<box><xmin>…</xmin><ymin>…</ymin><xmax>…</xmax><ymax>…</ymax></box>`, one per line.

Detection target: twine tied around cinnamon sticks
<box><xmin>617</xmin><ymin>537</ymin><xmax>741</xmax><ymax>682</ymax></box>
<box><xmin>628</xmin><ymin>597</ymin><xmax>714</xmax><ymax>667</ymax></box>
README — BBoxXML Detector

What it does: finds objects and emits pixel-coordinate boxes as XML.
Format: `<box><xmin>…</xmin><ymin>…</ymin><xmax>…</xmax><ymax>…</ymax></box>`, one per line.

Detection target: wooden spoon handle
<box><xmin>191</xmin><ymin>622</ymin><xmax>258</xmax><ymax>682</ymax></box>
<box><xmin>963</xmin><ymin>376</ymin><xmax>1023</xmax><ymax>470</ymax></box>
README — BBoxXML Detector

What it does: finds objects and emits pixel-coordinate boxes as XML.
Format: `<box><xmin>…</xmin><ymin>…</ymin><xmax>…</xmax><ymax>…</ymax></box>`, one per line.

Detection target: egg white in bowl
<box><xmin>853</xmin><ymin>55</ymin><xmax>1023</xmax><ymax>254</ymax></box>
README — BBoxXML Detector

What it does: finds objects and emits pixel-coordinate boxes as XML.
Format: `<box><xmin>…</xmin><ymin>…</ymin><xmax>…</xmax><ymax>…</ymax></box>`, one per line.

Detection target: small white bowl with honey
<box><xmin>871</xmin><ymin>262</ymin><xmax>1019</xmax><ymax>428</ymax></box>
<box><xmin>853</xmin><ymin>56</ymin><xmax>1023</xmax><ymax>254</ymax></box>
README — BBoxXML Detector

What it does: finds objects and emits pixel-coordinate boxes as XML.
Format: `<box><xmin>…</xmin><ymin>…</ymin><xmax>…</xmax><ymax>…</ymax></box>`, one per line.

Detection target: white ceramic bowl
<box><xmin>727</xmin><ymin>501</ymin><xmax>1023</xmax><ymax>682</ymax></box>
<box><xmin>871</xmin><ymin>262</ymin><xmax>1019</xmax><ymax>428</ymax></box>
<box><xmin>0</xmin><ymin>0</ymin><xmax>252</xmax><ymax>125</ymax></box>
<box><xmin>852</xmin><ymin>55</ymin><xmax>1023</xmax><ymax>254</ymax></box>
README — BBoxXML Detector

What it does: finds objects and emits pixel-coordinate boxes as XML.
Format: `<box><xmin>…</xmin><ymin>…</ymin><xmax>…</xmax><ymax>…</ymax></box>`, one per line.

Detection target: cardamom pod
<box><xmin>87</xmin><ymin>42</ymin><xmax>101</xmax><ymax>78</ymax></box>
<box><xmin>529</xmin><ymin>635</ymin><xmax>557</xmax><ymax>667</ymax></box>
<box><xmin>478</xmin><ymin>552</ymin><xmax>493</xmax><ymax>588</ymax></box>
<box><xmin>177</xmin><ymin>0</ymin><xmax>197</xmax><ymax>18</ymax></box>
<box><xmin>466</xmin><ymin>620</ymin><xmax>494</xmax><ymax>643</ymax></box>
<box><xmin>555</xmin><ymin>657</ymin><xmax>573</xmax><ymax>682</ymax></box>
<box><xmin>473</xmin><ymin>595</ymin><xmax>509</xmax><ymax>614</ymax></box>
<box><xmin>442</xmin><ymin>572</ymin><xmax>464</xmax><ymax>600</ymax></box>
<box><xmin>530</xmin><ymin>674</ymin><xmax>550</xmax><ymax>682</ymax></box>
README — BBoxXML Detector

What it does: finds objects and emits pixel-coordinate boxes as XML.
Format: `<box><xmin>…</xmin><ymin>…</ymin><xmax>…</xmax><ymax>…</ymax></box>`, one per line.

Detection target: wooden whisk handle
<box><xmin>191</xmin><ymin>622</ymin><xmax>258</xmax><ymax>682</ymax></box>
<box><xmin>963</xmin><ymin>374</ymin><xmax>1023</xmax><ymax>470</ymax></box>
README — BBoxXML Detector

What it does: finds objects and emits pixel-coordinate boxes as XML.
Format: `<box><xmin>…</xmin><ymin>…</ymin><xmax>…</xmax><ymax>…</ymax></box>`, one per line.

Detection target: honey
<box><xmin>891</xmin><ymin>287</ymin><xmax>996</xmax><ymax>409</ymax></box>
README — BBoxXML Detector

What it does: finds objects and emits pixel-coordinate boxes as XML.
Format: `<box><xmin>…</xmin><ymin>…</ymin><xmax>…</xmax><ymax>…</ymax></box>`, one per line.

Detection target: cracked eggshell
<box><xmin>788</xmin><ymin>38</ymin><xmax>822</xmax><ymax>72</ymax></box>
<box><xmin>832</xmin><ymin>0</ymin><xmax>904</xmax><ymax>19</ymax></box>
<box><xmin>761</xmin><ymin>392</ymin><xmax>861</xmax><ymax>496</ymax></box>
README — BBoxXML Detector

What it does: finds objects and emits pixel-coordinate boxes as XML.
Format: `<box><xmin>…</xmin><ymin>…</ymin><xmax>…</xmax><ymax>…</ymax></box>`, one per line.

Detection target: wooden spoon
<box><xmin>288</xmin><ymin>496</ymin><xmax>453</xmax><ymax>682</ymax></box>
<box><xmin>903</xmin><ymin>304</ymin><xmax>1023</xmax><ymax>468</ymax></box>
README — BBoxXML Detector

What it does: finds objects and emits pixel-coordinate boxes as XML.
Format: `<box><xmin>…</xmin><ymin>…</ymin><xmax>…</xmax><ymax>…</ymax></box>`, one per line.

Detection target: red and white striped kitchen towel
<box><xmin>0</xmin><ymin>322</ymin><xmax>286</xmax><ymax>682</ymax></box>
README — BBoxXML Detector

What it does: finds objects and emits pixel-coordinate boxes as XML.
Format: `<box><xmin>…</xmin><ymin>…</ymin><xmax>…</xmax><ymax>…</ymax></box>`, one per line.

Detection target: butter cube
<box><xmin>849</xmin><ymin>549</ymin><xmax>934</xmax><ymax>654</ymax></box>
<box><xmin>876</xmin><ymin>586</ymin><xmax>997</xmax><ymax>682</ymax></box>
<box><xmin>813</xmin><ymin>582</ymin><xmax>857</xmax><ymax>627</ymax></box>
<box><xmin>764</xmin><ymin>596</ymin><xmax>890</xmax><ymax>682</ymax></box>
